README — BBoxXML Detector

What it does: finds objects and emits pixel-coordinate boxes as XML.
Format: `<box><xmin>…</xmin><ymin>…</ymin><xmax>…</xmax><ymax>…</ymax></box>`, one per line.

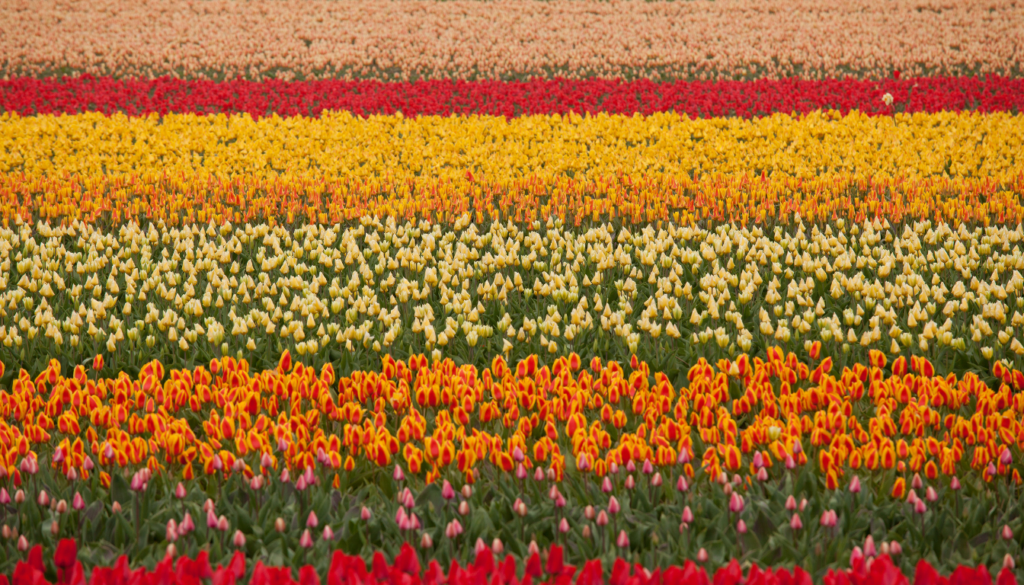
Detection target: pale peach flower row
<box><xmin>1</xmin><ymin>0</ymin><xmax>1020</xmax><ymax>81</ymax></box>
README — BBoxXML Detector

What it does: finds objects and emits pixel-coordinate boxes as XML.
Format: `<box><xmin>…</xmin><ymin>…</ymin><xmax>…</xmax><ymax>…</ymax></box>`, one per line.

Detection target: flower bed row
<box><xmin>3</xmin><ymin>76</ymin><xmax>1023</xmax><ymax>119</ymax></box>
<box><xmin>1</xmin><ymin>218</ymin><xmax>1022</xmax><ymax>378</ymax></box>
<box><xmin>1</xmin><ymin>0</ymin><xmax>1020</xmax><ymax>81</ymax></box>
<box><xmin>4</xmin><ymin>540</ymin><xmax>1020</xmax><ymax>585</ymax></box>
<box><xmin>0</xmin><ymin>352</ymin><xmax>1020</xmax><ymax>574</ymax></box>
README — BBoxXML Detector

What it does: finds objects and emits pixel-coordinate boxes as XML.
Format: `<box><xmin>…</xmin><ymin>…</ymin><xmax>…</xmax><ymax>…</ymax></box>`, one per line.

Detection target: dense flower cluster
<box><xmin>1</xmin><ymin>0</ymin><xmax>1021</xmax><ymax>81</ymax></box>
<box><xmin>3</xmin><ymin>76</ymin><xmax>1023</xmax><ymax>118</ymax></box>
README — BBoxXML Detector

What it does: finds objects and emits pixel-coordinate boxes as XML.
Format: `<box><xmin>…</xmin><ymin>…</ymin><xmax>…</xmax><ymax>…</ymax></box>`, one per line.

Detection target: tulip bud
<box><xmin>559</xmin><ymin>518</ymin><xmax>570</xmax><ymax>533</ymax></box>
<box><xmin>890</xmin><ymin>541</ymin><xmax>902</xmax><ymax>556</ymax></box>
<box><xmin>166</xmin><ymin>519</ymin><xmax>178</xmax><ymax>542</ymax></box>
<box><xmin>792</xmin><ymin>440</ymin><xmax>803</xmax><ymax>455</ymax></box>
<box><xmin>651</xmin><ymin>472</ymin><xmax>663</xmax><ymax>487</ymax></box>
<box><xmin>756</xmin><ymin>468</ymin><xmax>769</xmax><ymax>482</ymax></box>
<box><xmin>926</xmin><ymin>487</ymin><xmax>938</xmax><ymax>502</ymax></box>
<box><xmin>849</xmin><ymin>476</ymin><xmax>861</xmax><ymax>493</ymax></box>
<box><xmin>582</xmin><ymin>525</ymin><xmax>592</xmax><ymax>539</ymax></box>
<box><xmin>627</xmin><ymin>460</ymin><xmax>637</xmax><ymax>473</ymax></box>
<box><xmin>697</xmin><ymin>548</ymin><xmax>708</xmax><ymax>563</ymax></box>
<box><xmin>625</xmin><ymin>475</ymin><xmax>635</xmax><ymax>490</ymax></box>
<box><xmin>516</xmin><ymin>464</ymin><xmax>527</xmax><ymax>480</ymax></box>
<box><xmin>421</xmin><ymin>533</ymin><xmax>433</xmax><ymax>549</ymax></box>
<box><xmin>534</xmin><ymin>467</ymin><xmax>546</xmax><ymax>482</ymax></box>
<box><xmin>17</xmin><ymin>535</ymin><xmax>28</xmax><ymax>552</ymax></box>
<box><xmin>546</xmin><ymin>468</ymin><xmax>556</xmax><ymax>482</ymax></box>
<box><xmin>37</xmin><ymin>490</ymin><xmax>50</xmax><ymax>507</ymax></box>
<box><xmin>911</xmin><ymin>473</ymin><xmax>923</xmax><ymax>490</ymax></box>
<box><xmin>1002</xmin><ymin>525</ymin><xmax>1014</xmax><ymax>540</ymax></box>
<box><xmin>753</xmin><ymin>452</ymin><xmax>764</xmax><ymax>469</ymax></box>
<box><xmin>512</xmin><ymin>447</ymin><xmax>524</xmax><ymax>462</ymax></box>
<box><xmin>677</xmin><ymin>475</ymin><xmax>689</xmax><ymax>492</ymax></box>
<box><xmin>232</xmin><ymin>530</ymin><xmax>246</xmax><ymax>548</ymax></box>
<box><xmin>299</xmin><ymin>529</ymin><xmax>313</xmax><ymax>548</ymax></box>
<box><xmin>1000</xmin><ymin>448</ymin><xmax>1012</xmax><ymax>466</ymax></box>
<box><xmin>66</xmin><ymin>468</ymin><xmax>78</xmax><ymax>482</ymax></box>
<box><xmin>56</xmin><ymin>499</ymin><xmax>67</xmax><ymax>514</ymax></box>
<box><xmin>682</xmin><ymin>506</ymin><xmax>694</xmax><ymax>524</ymax></box>
<box><xmin>597</xmin><ymin>511</ymin><xmax>609</xmax><ymax>526</ymax></box>
<box><xmin>322</xmin><ymin>525</ymin><xmax>334</xmax><ymax>541</ymax></box>
<box><xmin>616</xmin><ymin>530</ymin><xmax>629</xmax><ymax>548</ymax></box>
<box><xmin>608</xmin><ymin>496</ymin><xmax>620</xmax><ymax>515</ymax></box>
<box><xmin>790</xmin><ymin>514</ymin><xmax>802</xmax><ymax>531</ymax></box>
<box><xmin>1003</xmin><ymin>554</ymin><xmax>1015</xmax><ymax>570</ymax></box>
<box><xmin>642</xmin><ymin>459</ymin><xmax>654</xmax><ymax>475</ymax></box>
<box><xmin>51</xmin><ymin>521</ymin><xmax>60</xmax><ymax>536</ymax></box>
<box><xmin>528</xmin><ymin>540</ymin><xmax>539</xmax><ymax>556</ymax></box>
<box><xmin>0</xmin><ymin>489</ymin><xmax>8</xmax><ymax>505</ymax></box>
<box><xmin>218</xmin><ymin>515</ymin><xmax>229</xmax><ymax>532</ymax></box>
<box><xmin>180</xmin><ymin>512</ymin><xmax>195</xmax><ymax>534</ymax></box>
<box><xmin>462</xmin><ymin>485</ymin><xmax>473</xmax><ymax>499</ymax></box>
<box><xmin>275</xmin><ymin>517</ymin><xmax>286</xmax><ymax>532</ymax></box>
<box><xmin>83</xmin><ymin>456</ymin><xmax>94</xmax><ymax>471</ymax></box>
<box><xmin>729</xmin><ymin>492</ymin><xmax>745</xmax><ymax>513</ymax></box>
<box><xmin>442</xmin><ymin>480</ymin><xmax>456</xmax><ymax>500</ymax></box>
<box><xmin>799</xmin><ymin>498</ymin><xmax>807</xmax><ymax>512</ymax></box>
<box><xmin>864</xmin><ymin>535</ymin><xmax>877</xmax><ymax>558</ymax></box>
<box><xmin>785</xmin><ymin>455</ymin><xmax>796</xmax><ymax>470</ymax></box>
<box><xmin>723</xmin><ymin>482</ymin><xmax>733</xmax><ymax>496</ymax></box>
<box><xmin>393</xmin><ymin>465</ymin><xmax>405</xmax><ymax>481</ymax></box>
<box><xmin>360</xmin><ymin>506</ymin><xmax>372</xmax><ymax>521</ymax></box>
<box><xmin>306</xmin><ymin>511</ymin><xmax>318</xmax><ymax>528</ymax></box>
<box><xmin>166</xmin><ymin>543</ymin><xmax>177</xmax><ymax>558</ymax></box>
<box><xmin>602</xmin><ymin>477</ymin><xmax>613</xmax><ymax>493</ymax></box>
<box><xmin>914</xmin><ymin>499</ymin><xmax>927</xmax><ymax>515</ymax></box>
<box><xmin>950</xmin><ymin>476</ymin><xmax>961</xmax><ymax>490</ymax></box>
<box><xmin>458</xmin><ymin>501</ymin><xmax>470</xmax><ymax>516</ymax></box>
<box><xmin>737</xmin><ymin>519</ymin><xmax>747</xmax><ymax>534</ymax></box>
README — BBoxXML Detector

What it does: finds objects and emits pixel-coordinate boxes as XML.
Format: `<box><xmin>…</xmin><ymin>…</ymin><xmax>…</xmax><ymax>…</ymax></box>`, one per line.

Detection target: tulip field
<box><xmin>1</xmin><ymin>1</ymin><xmax>1023</xmax><ymax>584</ymax></box>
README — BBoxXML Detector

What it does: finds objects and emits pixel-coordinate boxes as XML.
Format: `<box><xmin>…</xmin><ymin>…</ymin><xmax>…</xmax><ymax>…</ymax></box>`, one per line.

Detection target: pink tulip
<box><xmin>534</xmin><ymin>467</ymin><xmax>546</xmax><ymax>482</ymax></box>
<box><xmin>306</xmin><ymin>511</ymin><xmax>318</xmax><ymax>528</ymax></box>
<box><xmin>261</xmin><ymin>452</ymin><xmax>274</xmax><ymax>469</ymax></box>
<box><xmin>1000</xmin><ymin>448</ymin><xmax>1012</xmax><ymax>466</ymax></box>
<box><xmin>677</xmin><ymin>476</ymin><xmax>689</xmax><ymax>492</ymax></box>
<box><xmin>616</xmin><ymin>530</ymin><xmax>629</xmax><ymax>548</ymax></box>
<box><xmin>1003</xmin><ymin>554</ymin><xmax>1015</xmax><ymax>570</ymax></box>
<box><xmin>678</xmin><ymin>449</ymin><xmax>691</xmax><ymax>465</ymax></box>
<box><xmin>988</xmin><ymin>462</ymin><xmax>998</xmax><ymax>477</ymax></box>
<box><xmin>512</xmin><ymin>447</ymin><xmax>524</xmax><ymax>462</ymax></box>
<box><xmin>295</xmin><ymin>475</ymin><xmax>307</xmax><ymax>491</ymax></box>
<box><xmin>175</xmin><ymin>483</ymin><xmax>187</xmax><ymax>499</ymax></box>
<box><xmin>792</xmin><ymin>440</ymin><xmax>803</xmax><ymax>455</ymax></box>
<box><xmin>516</xmin><ymin>464</ymin><xmax>527</xmax><ymax>479</ymax></box>
<box><xmin>421</xmin><ymin>533</ymin><xmax>433</xmax><ymax>549</ymax></box>
<box><xmin>0</xmin><ymin>489</ymin><xmax>9</xmax><ymax>505</ymax></box>
<box><xmin>217</xmin><ymin>516</ymin><xmax>229</xmax><ymax>532</ymax></box>
<box><xmin>752</xmin><ymin>452</ymin><xmax>764</xmax><ymax>469</ymax></box>
<box><xmin>914</xmin><ymin>499</ymin><xmax>927</xmax><ymax>515</ymax></box>
<box><xmin>66</xmin><ymin>468</ymin><xmax>78</xmax><ymax>481</ymax></box>
<box><xmin>785</xmin><ymin>455</ymin><xmax>796</xmax><ymax>470</ymax></box>
<box><xmin>393</xmin><ymin>465</ymin><xmax>405</xmax><ymax>481</ymax></box>
<box><xmin>53</xmin><ymin>448</ymin><xmax>65</xmax><ymax>465</ymax></box>
<box><xmin>799</xmin><ymin>498</ymin><xmax>807</xmax><ymax>512</ymax></box>
<box><xmin>890</xmin><ymin>541</ymin><xmax>902</xmax><ymax>556</ymax></box>
<box><xmin>528</xmin><ymin>540</ymin><xmax>540</xmax><ymax>556</ymax></box>
<box><xmin>682</xmin><ymin>506</ymin><xmax>694</xmax><ymax>524</ymax></box>
<box><xmin>232</xmin><ymin>530</ymin><xmax>246</xmax><ymax>548</ymax></box>
<box><xmin>459</xmin><ymin>501</ymin><xmax>470</xmax><ymax>515</ymax></box>
<box><xmin>864</xmin><ymin>535</ymin><xmax>877</xmax><ymax>558</ymax></box>
<box><xmin>790</xmin><ymin>514</ymin><xmax>802</xmax><ymax>531</ymax></box>
<box><xmin>361</xmin><ymin>506</ymin><xmax>372</xmax><ymax>521</ymax></box>
<box><xmin>729</xmin><ymin>492</ymin><xmax>744</xmax><ymax>513</ymax></box>
<box><xmin>474</xmin><ymin>538</ymin><xmax>487</xmax><ymax>555</ymax></box>
<box><xmin>299</xmin><ymin>529</ymin><xmax>313</xmax><ymax>548</ymax></box>
<box><xmin>926</xmin><ymin>487</ymin><xmax>938</xmax><ymax>502</ymax></box>
<box><xmin>72</xmin><ymin>492</ymin><xmax>85</xmax><ymax>511</ymax></box>
<box><xmin>559</xmin><ymin>518</ymin><xmax>570</xmax><ymax>533</ymax></box>
<box><xmin>951</xmin><ymin>476</ymin><xmax>961</xmax><ymax>490</ymax></box>
<box><xmin>166</xmin><ymin>519</ymin><xmax>178</xmax><ymax>542</ymax></box>
<box><xmin>442</xmin><ymin>480</ymin><xmax>456</xmax><ymax>500</ymax></box>
<box><xmin>17</xmin><ymin>536</ymin><xmax>29</xmax><ymax>552</ymax></box>
<box><xmin>626</xmin><ymin>460</ymin><xmax>636</xmax><ymax>473</ymax></box>
<box><xmin>697</xmin><ymin>548</ymin><xmax>708</xmax><ymax>563</ymax></box>
<box><xmin>280</xmin><ymin>468</ymin><xmax>290</xmax><ymax>483</ymax></box>
<box><xmin>577</xmin><ymin>453</ymin><xmax>591</xmax><ymax>471</ymax></box>
<box><xmin>608</xmin><ymin>496</ymin><xmax>620</xmax><ymax>515</ymax></box>
<box><xmin>492</xmin><ymin>538</ymin><xmax>504</xmax><ymax>555</ymax></box>
<box><xmin>737</xmin><ymin>519</ymin><xmax>748</xmax><ymax>534</ymax></box>
<box><xmin>849</xmin><ymin>476</ymin><xmax>861</xmax><ymax>493</ymax></box>
<box><xmin>756</xmin><ymin>468</ymin><xmax>769</xmax><ymax>482</ymax></box>
<box><xmin>1002</xmin><ymin>525</ymin><xmax>1014</xmax><ymax>540</ymax></box>
<box><xmin>651</xmin><ymin>472</ymin><xmax>663</xmax><ymax>487</ymax></box>
<box><xmin>602</xmin><ymin>477</ymin><xmax>614</xmax><ymax>493</ymax></box>
<box><xmin>785</xmin><ymin>495</ymin><xmax>797</xmax><ymax>511</ymax></box>
<box><xmin>851</xmin><ymin>546</ymin><xmax>864</xmax><ymax>565</ymax></box>
<box><xmin>642</xmin><ymin>459</ymin><xmax>654</xmax><ymax>475</ymax></box>
<box><xmin>322</xmin><ymin>525</ymin><xmax>334</xmax><ymax>541</ymax></box>
<box><xmin>911</xmin><ymin>473</ymin><xmax>923</xmax><ymax>490</ymax></box>
<box><xmin>212</xmin><ymin>455</ymin><xmax>223</xmax><ymax>471</ymax></box>
<box><xmin>206</xmin><ymin>509</ymin><xmax>218</xmax><ymax>529</ymax></box>
<box><xmin>597</xmin><ymin>511</ymin><xmax>609</xmax><ymax>526</ymax></box>
<box><xmin>83</xmin><ymin>456</ymin><xmax>94</xmax><ymax>471</ymax></box>
<box><xmin>37</xmin><ymin>490</ymin><xmax>50</xmax><ymax>507</ymax></box>
<box><xmin>625</xmin><ymin>475</ymin><xmax>635</xmax><ymax>490</ymax></box>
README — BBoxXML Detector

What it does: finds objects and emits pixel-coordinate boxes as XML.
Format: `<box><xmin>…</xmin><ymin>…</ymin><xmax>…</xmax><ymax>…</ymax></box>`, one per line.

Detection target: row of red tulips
<box><xmin>2</xmin><ymin>75</ymin><xmax>1022</xmax><ymax>118</ymax></box>
<box><xmin>6</xmin><ymin>540</ymin><xmax>1018</xmax><ymax>585</ymax></box>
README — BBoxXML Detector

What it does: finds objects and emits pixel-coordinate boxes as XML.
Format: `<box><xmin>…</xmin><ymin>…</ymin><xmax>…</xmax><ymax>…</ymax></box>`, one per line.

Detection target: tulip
<box><xmin>729</xmin><ymin>492</ymin><xmax>744</xmax><ymax>513</ymax></box>
<box><xmin>926</xmin><ymin>487</ymin><xmax>938</xmax><ymax>502</ymax></box>
<box><xmin>360</xmin><ymin>506</ymin><xmax>372</xmax><ymax>521</ymax></box>
<box><xmin>608</xmin><ymin>496</ymin><xmax>620</xmax><ymax>515</ymax></box>
<box><xmin>697</xmin><ymin>548</ymin><xmax>708</xmax><ymax>563</ymax></box>
<box><xmin>280</xmin><ymin>469</ymin><xmax>290</xmax><ymax>483</ymax></box>
<box><xmin>166</xmin><ymin>519</ymin><xmax>178</xmax><ymax>542</ymax></box>
<box><xmin>785</xmin><ymin>495</ymin><xmax>797</xmax><ymax>511</ymax></box>
<box><xmin>217</xmin><ymin>516</ymin><xmax>229</xmax><ymax>532</ymax></box>
<box><xmin>275</xmin><ymin>518</ymin><xmax>286</xmax><ymax>532</ymax></box>
<box><xmin>1003</xmin><ymin>554</ymin><xmax>1015</xmax><ymax>570</ymax></box>
<box><xmin>790</xmin><ymin>514</ymin><xmax>802</xmax><ymax>531</ymax></box>
<box><xmin>1002</xmin><ymin>525</ymin><xmax>1014</xmax><ymax>540</ymax></box>
<box><xmin>393</xmin><ymin>465</ymin><xmax>405</xmax><ymax>481</ymax></box>
<box><xmin>642</xmin><ymin>459</ymin><xmax>654</xmax><ymax>475</ymax></box>
<box><xmin>682</xmin><ymin>506</ymin><xmax>694</xmax><ymax>524</ymax></box>
<box><xmin>678</xmin><ymin>449</ymin><xmax>691</xmax><ymax>465</ymax></box>
<box><xmin>879</xmin><ymin>542</ymin><xmax>890</xmax><ymax>557</ymax></box>
<box><xmin>174</xmin><ymin>483</ymin><xmax>187</xmax><ymax>499</ymax></box>
<box><xmin>864</xmin><ymin>535</ymin><xmax>877</xmax><ymax>558</ymax></box>
<box><xmin>753</xmin><ymin>452</ymin><xmax>764</xmax><ymax>469</ymax></box>
<box><xmin>83</xmin><ymin>457</ymin><xmax>94</xmax><ymax>471</ymax></box>
<box><xmin>1</xmin><ymin>526</ymin><xmax>9</xmax><ymax>539</ymax></box>
<box><xmin>602</xmin><ymin>477</ymin><xmax>614</xmax><ymax>493</ymax></box>
<box><xmin>616</xmin><ymin>530</ymin><xmax>629</xmax><ymax>548</ymax></box>
<box><xmin>582</xmin><ymin>525</ymin><xmax>592</xmax><ymax>539</ymax></box>
<box><xmin>230</xmin><ymin>529</ymin><xmax>246</xmax><ymax>548</ymax></box>
<box><xmin>66</xmin><ymin>468</ymin><xmax>78</xmax><ymax>482</ymax></box>
<box><xmin>799</xmin><ymin>498</ymin><xmax>807</xmax><ymax>512</ymax></box>
<box><xmin>18</xmin><ymin>535</ymin><xmax>29</xmax><ymax>551</ymax></box>
<box><xmin>951</xmin><ymin>476</ymin><xmax>961</xmax><ymax>490</ymax></box>
<box><xmin>306</xmin><ymin>511</ymin><xmax>318</xmax><ymax>528</ymax></box>
<box><xmin>851</xmin><ymin>546</ymin><xmax>864</xmax><ymax>565</ymax></box>
<box><xmin>458</xmin><ymin>501</ymin><xmax>470</xmax><ymax>515</ymax></box>
<box><xmin>849</xmin><ymin>476</ymin><xmax>861</xmax><ymax>493</ymax></box>
<box><xmin>626</xmin><ymin>461</ymin><xmax>636</xmax><ymax>473</ymax></box>
<box><xmin>512</xmin><ymin>447</ymin><xmax>524</xmax><ymax>462</ymax></box>
<box><xmin>651</xmin><ymin>472</ymin><xmax>663</xmax><ymax>487</ymax></box>
<box><xmin>1000</xmin><ymin>448</ymin><xmax>1012</xmax><ymax>466</ymax></box>
<box><xmin>534</xmin><ymin>467</ymin><xmax>546</xmax><ymax>482</ymax></box>
<box><xmin>597</xmin><ymin>511</ymin><xmax>609</xmax><ymax>526</ymax></box>
<box><xmin>14</xmin><ymin>490</ymin><xmax>24</xmax><ymax>505</ymax></box>
<box><xmin>890</xmin><ymin>541</ymin><xmax>902</xmax><ymax>556</ymax></box>
<box><xmin>528</xmin><ymin>540</ymin><xmax>540</xmax><ymax>556</ymax></box>
<box><xmin>421</xmin><ymin>533</ymin><xmax>433</xmax><ymax>549</ymax></box>
<box><xmin>37</xmin><ymin>490</ymin><xmax>50</xmax><ymax>507</ymax></box>
<box><xmin>462</xmin><ymin>485</ymin><xmax>473</xmax><ymax>499</ymax></box>
<box><xmin>206</xmin><ymin>509</ymin><xmax>218</xmax><ymax>529</ymax></box>
<box><xmin>625</xmin><ymin>475</ymin><xmax>635</xmax><ymax>490</ymax></box>
<box><xmin>737</xmin><ymin>519</ymin><xmax>748</xmax><ymax>534</ymax></box>
<box><xmin>559</xmin><ymin>518</ymin><xmax>570</xmax><ymax>533</ymax></box>
<box><xmin>756</xmin><ymin>468</ymin><xmax>769</xmax><ymax>482</ymax></box>
<box><xmin>56</xmin><ymin>500</ymin><xmax>67</xmax><ymax>514</ymax></box>
<box><xmin>445</xmin><ymin>519</ymin><xmax>463</xmax><ymax>539</ymax></box>
<box><xmin>911</xmin><ymin>473</ymin><xmax>923</xmax><ymax>490</ymax></box>
<box><xmin>442</xmin><ymin>480</ymin><xmax>455</xmax><ymax>500</ymax></box>
<box><xmin>261</xmin><ymin>452</ymin><xmax>274</xmax><ymax>469</ymax></box>
<box><xmin>72</xmin><ymin>493</ymin><xmax>85</xmax><ymax>511</ymax></box>
<box><xmin>295</xmin><ymin>476</ymin><xmax>307</xmax><ymax>491</ymax></box>
<box><xmin>677</xmin><ymin>476</ymin><xmax>689</xmax><ymax>492</ymax></box>
<box><xmin>988</xmin><ymin>462</ymin><xmax>998</xmax><ymax>477</ymax></box>
<box><xmin>914</xmin><ymin>499</ymin><xmax>927</xmax><ymax>515</ymax></box>
<box><xmin>474</xmin><ymin>538</ymin><xmax>487</xmax><ymax>555</ymax></box>
<box><xmin>792</xmin><ymin>440</ymin><xmax>803</xmax><ymax>455</ymax></box>
<box><xmin>516</xmin><ymin>464</ymin><xmax>527</xmax><ymax>480</ymax></box>
<box><xmin>0</xmin><ymin>489</ymin><xmax>8</xmax><ymax>505</ymax></box>
<box><xmin>492</xmin><ymin>538</ymin><xmax>504</xmax><ymax>554</ymax></box>
<box><xmin>322</xmin><ymin>525</ymin><xmax>334</xmax><ymax>541</ymax></box>
<box><xmin>785</xmin><ymin>455</ymin><xmax>796</xmax><ymax>470</ymax></box>
<box><xmin>299</xmin><ymin>529</ymin><xmax>313</xmax><ymax>548</ymax></box>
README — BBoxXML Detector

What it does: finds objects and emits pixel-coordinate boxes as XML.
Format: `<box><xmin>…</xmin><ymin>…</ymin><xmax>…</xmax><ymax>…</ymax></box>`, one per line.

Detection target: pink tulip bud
<box><xmin>753</xmin><ymin>452</ymin><xmax>764</xmax><ymax>469</ymax></box>
<box><xmin>546</xmin><ymin>468</ymin><xmax>556</xmax><ymax>482</ymax></box>
<box><xmin>306</xmin><ymin>511</ymin><xmax>318</xmax><ymax>528</ymax></box>
<box><xmin>37</xmin><ymin>490</ymin><xmax>49</xmax><ymax>507</ymax></box>
<box><xmin>723</xmin><ymin>482</ymin><xmax>733</xmax><ymax>496</ymax></box>
<box><xmin>578</xmin><ymin>453</ymin><xmax>591</xmax><ymax>471</ymax></box>
<box><xmin>322</xmin><ymin>525</ymin><xmax>334</xmax><ymax>541</ymax></box>
<box><xmin>53</xmin><ymin>448</ymin><xmax>65</xmax><ymax>465</ymax></box>
<box><xmin>785</xmin><ymin>455</ymin><xmax>796</xmax><ymax>470</ymax></box>
<box><xmin>528</xmin><ymin>540</ymin><xmax>540</xmax><ymax>556</ymax></box>
<box><xmin>233</xmin><ymin>459</ymin><xmax>246</xmax><ymax>474</ymax></box>
<box><xmin>555</xmin><ymin>493</ymin><xmax>566</xmax><ymax>508</ymax></box>
<box><xmin>275</xmin><ymin>518</ymin><xmax>286</xmax><ymax>532</ymax></box>
<box><xmin>206</xmin><ymin>509</ymin><xmax>218</xmax><ymax>529</ymax></box>
<box><xmin>1002</xmin><ymin>525</ymin><xmax>1014</xmax><ymax>540</ymax></box>
<box><xmin>1000</xmin><ymin>448</ymin><xmax>1012</xmax><ymax>466</ymax></box>
<box><xmin>914</xmin><ymin>499</ymin><xmax>927</xmax><ymax>515</ymax></box>
<box><xmin>278</xmin><ymin>438</ymin><xmax>289</xmax><ymax>452</ymax></box>
<box><xmin>880</xmin><ymin>542</ymin><xmax>890</xmax><ymax>557</ymax></box>
<box><xmin>616</xmin><ymin>530</ymin><xmax>629</xmax><ymax>548</ymax></box>
<box><xmin>820</xmin><ymin>510</ymin><xmax>832</xmax><ymax>527</ymax></box>
<box><xmin>130</xmin><ymin>472</ymin><xmax>145</xmax><ymax>492</ymax></box>
<box><xmin>785</xmin><ymin>495</ymin><xmax>797</xmax><ymax>511</ymax></box>
<box><xmin>56</xmin><ymin>500</ymin><xmax>67</xmax><ymax>514</ymax></box>
<box><xmin>103</xmin><ymin>443</ymin><xmax>114</xmax><ymax>460</ymax></box>
<box><xmin>512</xmin><ymin>447</ymin><xmax>524</xmax><ymax>463</ymax></box>
<box><xmin>461</xmin><ymin>485</ymin><xmax>472</xmax><ymax>500</ymax></box>
<box><xmin>83</xmin><ymin>456</ymin><xmax>94</xmax><ymax>471</ymax></box>
<box><xmin>72</xmin><ymin>492</ymin><xmax>85</xmax><ymax>511</ymax></box>
<box><xmin>261</xmin><ymin>452</ymin><xmax>274</xmax><ymax>469</ymax></box>
<box><xmin>608</xmin><ymin>496</ymin><xmax>620</xmax><ymax>515</ymax></box>
<box><xmin>697</xmin><ymin>548</ymin><xmax>708</xmax><ymax>563</ymax></box>
<box><xmin>66</xmin><ymin>467</ymin><xmax>78</xmax><ymax>482</ymax></box>
<box><xmin>926</xmin><ymin>487</ymin><xmax>938</xmax><ymax>502</ymax></box>
<box><xmin>642</xmin><ymin>459</ymin><xmax>654</xmax><ymax>475</ymax></box>
<box><xmin>492</xmin><ymin>538</ymin><xmax>504</xmax><ymax>554</ymax></box>
<box><xmin>217</xmin><ymin>515</ymin><xmax>229</xmax><ymax>532</ymax></box>
<box><xmin>181</xmin><ymin>512</ymin><xmax>195</xmax><ymax>533</ymax></box>
<box><xmin>585</xmin><ymin>505</ymin><xmax>595</xmax><ymax>520</ymax></box>
<box><xmin>14</xmin><ymin>490</ymin><xmax>25</xmax><ymax>505</ymax></box>
<box><xmin>651</xmin><ymin>472</ymin><xmax>663</xmax><ymax>487</ymax></box>
<box><xmin>534</xmin><ymin>467</ymin><xmax>546</xmax><ymax>482</ymax></box>
<box><xmin>459</xmin><ymin>501</ymin><xmax>470</xmax><ymax>516</ymax></box>
<box><xmin>174</xmin><ymin>483</ymin><xmax>186</xmax><ymax>499</ymax></box>
<box><xmin>851</xmin><ymin>546</ymin><xmax>864</xmax><ymax>565</ymax></box>
<box><xmin>682</xmin><ymin>506</ymin><xmax>694</xmax><ymax>524</ymax></box>
<box><xmin>1003</xmin><ymin>554</ymin><xmax>1015</xmax><ymax>570</ymax></box>
<box><xmin>597</xmin><ymin>511</ymin><xmax>609</xmax><ymax>526</ymax></box>
<box><xmin>849</xmin><ymin>476</ymin><xmax>861</xmax><ymax>493</ymax></box>
<box><xmin>0</xmin><ymin>489</ymin><xmax>8</xmax><ymax>505</ymax></box>
<box><xmin>988</xmin><ymin>462</ymin><xmax>998</xmax><ymax>477</ymax></box>
<box><xmin>756</xmin><ymin>468</ymin><xmax>769</xmax><ymax>482</ymax></box>
<box><xmin>166</xmin><ymin>519</ymin><xmax>178</xmax><ymax>542</ymax></box>
<box><xmin>251</xmin><ymin>475</ymin><xmax>265</xmax><ymax>490</ymax></box>
<box><xmin>890</xmin><ymin>541</ymin><xmax>902</xmax><ymax>556</ymax></box>
<box><xmin>420</xmin><ymin>533</ymin><xmax>433</xmax><ymax>549</ymax></box>
<box><xmin>911</xmin><ymin>473</ymin><xmax>923</xmax><ymax>490</ymax></box>
<box><xmin>907</xmin><ymin>489</ymin><xmax>919</xmax><ymax>505</ymax></box>
<box><xmin>625</xmin><ymin>475</ymin><xmax>635</xmax><ymax>490</ymax></box>
<box><xmin>729</xmin><ymin>492</ymin><xmax>745</xmax><ymax>513</ymax></box>
<box><xmin>602</xmin><ymin>477</ymin><xmax>614</xmax><ymax>493</ymax></box>
<box><xmin>474</xmin><ymin>538</ymin><xmax>487</xmax><ymax>556</ymax></box>
<box><xmin>678</xmin><ymin>449</ymin><xmax>691</xmax><ymax>465</ymax></box>
<box><xmin>737</xmin><ymin>519</ymin><xmax>747</xmax><ymax>534</ymax></box>
<box><xmin>559</xmin><ymin>518</ymin><xmax>570</xmax><ymax>533</ymax></box>
<box><xmin>204</xmin><ymin>499</ymin><xmax>215</xmax><ymax>513</ymax></box>
<box><xmin>799</xmin><ymin>498</ymin><xmax>807</xmax><ymax>512</ymax></box>
<box><xmin>393</xmin><ymin>465</ymin><xmax>405</xmax><ymax>481</ymax></box>
<box><xmin>360</xmin><ymin>506</ymin><xmax>372</xmax><ymax>521</ymax></box>
<box><xmin>790</xmin><ymin>514</ymin><xmax>803</xmax><ymax>531</ymax></box>
<box><xmin>442</xmin><ymin>480</ymin><xmax>456</xmax><ymax>500</ymax></box>
<box><xmin>516</xmin><ymin>464</ymin><xmax>527</xmax><ymax>479</ymax></box>
<box><xmin>232</xmin><ymin>530</ymin><xmax>246</xmax><ymax>548</ymax></box>
<box><xmin>951</xmin><ymin>476</ymin><xmax>961</xmax><ymax>490</ymax></box>
<box><xmin>299</xmin><ymin>529</ymin><xmax>313</xmax><ymax>549</ymax></box>
<box><xmin>626</xmin><ymin>460</ymin><xmax>636</xmax><ymax>473</ymax></box>
<box><xmin>17</xmin><ymin>535</ymin><xmax>28</xmax><ymax>552</ymax></box>
<box><xmin>280</xmin><ymin>468</ymin><xmax>290</xmax><ymax>483</ymax></box>
<box><xmin>864</xmin><ymin>535</ymin><xmax>877</xmax><ymax>558</ymax></box>
<box><xmin>212</xmin><ymin>455</ymin><xmax>223</xmax><ymax>471</ymax></box>
<box><xmin>677</xmin><ymin>475</ymin><xmax>689</xmax><ymax>492</ymax></box>
<box><xmin>611</xmin><ymin>462</ymin><xmax>620</xmax><ymax>475</ymax></box>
